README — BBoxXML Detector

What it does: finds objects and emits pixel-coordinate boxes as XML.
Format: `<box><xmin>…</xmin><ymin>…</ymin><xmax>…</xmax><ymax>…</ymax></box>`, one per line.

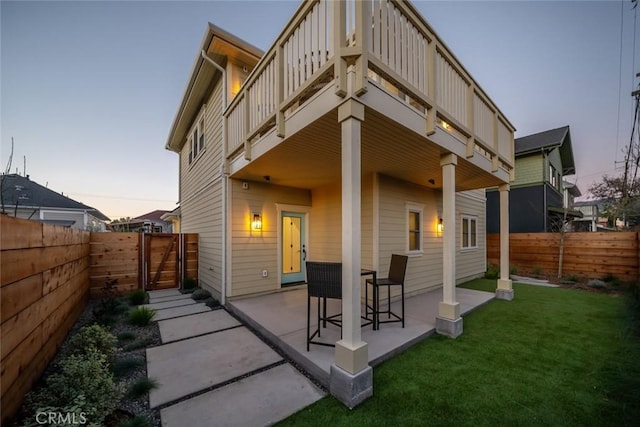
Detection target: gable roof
<box><xmin>165</xmin><ymin>23</ymin><xmax>263</xmax><ymax>153</ymax></box>
<box><xmin>514</xmin><ymin>126</ymin><xmax>576</xmax><ymax>175</ymax></box>
<box><xmin>134</xmin><ymin>210</ymin><xmax>170</xmax><ymax>222</ymax></box>
<box><xmin>0</xmin><ymin>174</ymin><xmax>110</xmax><ymax>221</ymax></box>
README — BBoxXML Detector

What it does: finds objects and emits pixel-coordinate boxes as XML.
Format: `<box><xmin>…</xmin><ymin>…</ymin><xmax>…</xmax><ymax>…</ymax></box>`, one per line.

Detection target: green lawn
<box><xmin>279</xmin><ymin>279</ymin><xmax>640</xmax><ymax>426</ymax></box>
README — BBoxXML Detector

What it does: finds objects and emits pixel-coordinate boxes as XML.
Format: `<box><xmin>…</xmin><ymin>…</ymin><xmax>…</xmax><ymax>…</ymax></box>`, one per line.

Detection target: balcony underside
<box><xmin>228</xmin><ymin>79</ymin><xmax>510</xmax><ymax>191</ymax></box>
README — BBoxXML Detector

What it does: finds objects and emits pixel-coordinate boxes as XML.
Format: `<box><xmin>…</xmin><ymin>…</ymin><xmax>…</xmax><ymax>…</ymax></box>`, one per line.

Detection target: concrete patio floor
<box><xmin>227</xmin><ymin>285</ymin><xmax>494</xmax><ymax>387</ymax></box>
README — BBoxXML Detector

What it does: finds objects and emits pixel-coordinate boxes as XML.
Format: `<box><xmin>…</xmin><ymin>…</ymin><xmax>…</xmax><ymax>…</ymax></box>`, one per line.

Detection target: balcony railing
<box><xmin>224</xmin><ymin>0</ymin><xmax>514</xmax><ymax>173</ymax></box>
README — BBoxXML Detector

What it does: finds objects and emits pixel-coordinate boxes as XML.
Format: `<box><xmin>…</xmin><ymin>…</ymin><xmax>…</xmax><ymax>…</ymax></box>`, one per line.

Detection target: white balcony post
<box><xmin>496</xmin><ymin>183</ymin><xmax>514</xmax><ymax>300</ymax></box>
<box><xmin>330</xmin><ymin>98</ymin><xmax>372</xmax><ymax>408</ymax></box>
<box><xmin>436</xmin><ymin>153</ymin><xmax>463</xmax><ymax>338</ymax></box>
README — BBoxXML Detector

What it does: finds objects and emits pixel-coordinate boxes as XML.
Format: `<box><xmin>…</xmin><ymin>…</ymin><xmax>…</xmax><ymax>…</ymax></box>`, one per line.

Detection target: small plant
<box><xmin>563</xmin><ymin>274</ymin><xmax>579</xmax><ymax>283</ymax></box>
<box><xmin>127</xmin><ymin>377</ymin><xmax>159</xmax><ymax>400</ymax></box>
<box><xmin>205</xmin><ymin>297</ymin><xmax>221</xmax><ymax>309</ymax></box>
<box><xmin>67</xmin><ymin>324</ymin><xmax>118</xmax><ymax>361</ymax></box>
<box><xmin>191</xmin><ymin>288</ymin><xmax>212</xmax><ymax>301</ymax></box>
<box><xmin>531</xmin><ymin>266</ymin><xmax>542</xmax><ymax>278</ymax></box>
<box><xmin>117</xmin><ymin>331</ymin><xmax>136</xmax><ymax>342</ymax></box>
<box><xmin>128</xmin><ymin>289</ymin><xmax>147</xmax><ymax>306</ymax></box>
<box><xmin>129</xmin><ymin>307</ymin><xmax>156</xmax><ymax>326</ymax></box>
<box><xmin>183</xmin><ymin>277</ymin><xmax>197</xmax><ymax>290</ymax></box>
<box><xmin>484</xmin><ymin>264</ymin><xmax>499</xmax><ymax>280</ymax></box>
<box><xmin>509</xmin><ymin>265</ymin><xmax>518</xmax><ymax>275</ymax></box>
<box><xmin>93</xmin><ymin>277</ymin><xmax>122</xmax><ymax>324</ymax></box>
<box><xmin>112</xmin><ymin>357</ymin><xmax>144</xmax><ymax>378</ymax></box>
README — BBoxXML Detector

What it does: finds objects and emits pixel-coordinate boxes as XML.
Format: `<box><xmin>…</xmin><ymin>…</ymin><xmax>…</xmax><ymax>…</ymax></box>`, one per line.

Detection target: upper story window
<box><xmin>406</xmin><ymin>202</ymin><xmax>424</xmax><ymax>255</ymax></box>
<box><xmin>461</xmin><ymin>215</ymin><xmax>477</xmax><ymax>249</ymax></box>
<box><xmin>549</xmin><ymin>164</ymin><xmax>560</xmax><ymax>191</ymax></box>
<box><xmin>188</xmin><ymin>111</ymin><xmax>206</xmax><ymax>166</ymax></box>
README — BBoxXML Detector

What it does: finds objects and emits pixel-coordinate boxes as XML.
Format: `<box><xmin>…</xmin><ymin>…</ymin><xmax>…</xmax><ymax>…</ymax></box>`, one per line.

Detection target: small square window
<box><xmin>406</xmin><ymin>202</ymin><xmax>424</xmax><ymax>254</ymax></box>
<box><xmin>462</xmin><ymin>215</ymin><xmax>478</xmax><ymax>249</ymax></box>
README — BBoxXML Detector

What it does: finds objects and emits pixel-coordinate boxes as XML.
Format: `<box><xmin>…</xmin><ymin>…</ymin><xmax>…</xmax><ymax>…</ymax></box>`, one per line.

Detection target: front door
<box><xmin>281</xmin><ymin>212</ymin><xmax>306</xmax><ymax>285</ymax></box>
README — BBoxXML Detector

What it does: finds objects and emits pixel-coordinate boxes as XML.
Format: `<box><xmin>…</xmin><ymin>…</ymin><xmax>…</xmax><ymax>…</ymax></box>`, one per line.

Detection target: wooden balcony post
<box><xmin>244</xmin><ymin>95</ymin><xmax>251</xmax><ymax>160</ymax></box>
<box><xmin>332</xmin><ymin>0</ymin><xmax>347</xmax><ymax>97</ymax></box>
<box><xmin>426</xmin><ymin>40</ymin><xmax>436</xmax><ymax>136</ymax></box>
<box><xmin>330</xmin><ymin>98</ymin><xmax>373</xmax><ymax>408</ymax></box>
<box><xmin>466</xmin><ymin>86</ymin><xmax>475</xmax><ymax>158</ymax></box>
<box><xmin>353</xmin><ymin>0</ymin><xmax>369</xmax><ymax>96</ymax></box>
<box><xmin>497</xmin><ymin>184</ymin><xmax>514</xmax><ymax>300</ymax></box>
<box><xmin>276</xmin><ymin>43</ymin><xmax>285</xmax><ymax>138</ymax></box>
<box><xmin>437</xmin><ymin>153</ymin><xmax>463</xmax><ymax>338</ymax></box>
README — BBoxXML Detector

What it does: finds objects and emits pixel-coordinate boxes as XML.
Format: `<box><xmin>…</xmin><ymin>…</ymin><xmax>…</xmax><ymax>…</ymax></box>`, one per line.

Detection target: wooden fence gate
<box><xmin>90</xmin><ymin>232</ymin><xmax>198</xmax><ymax>295</ymax></box>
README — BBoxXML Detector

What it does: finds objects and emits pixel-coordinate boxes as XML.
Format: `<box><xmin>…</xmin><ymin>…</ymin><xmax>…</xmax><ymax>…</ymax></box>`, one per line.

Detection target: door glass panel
<box><xmin>282</xmin><ymin>216</ymin><xmax>301</xmax><ymax>274</ymax></box>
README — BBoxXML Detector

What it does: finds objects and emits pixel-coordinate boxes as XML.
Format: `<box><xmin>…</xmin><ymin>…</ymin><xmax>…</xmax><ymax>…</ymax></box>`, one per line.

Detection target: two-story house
<box><xmin>487</xmin><ymin>126</ymin><xmax>581</xmax><ymax>233</ymax></box>
<box><xmin>165</xmin><ymin>0</ymin><xmax>515</xmax><ymax>406</ymax></box>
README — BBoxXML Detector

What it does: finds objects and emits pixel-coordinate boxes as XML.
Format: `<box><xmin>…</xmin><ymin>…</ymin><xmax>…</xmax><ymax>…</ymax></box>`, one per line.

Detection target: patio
<box><xmin>227</xmin><ymin>285</ymin><xmax>494</xmax><ymax>387</ymax></box>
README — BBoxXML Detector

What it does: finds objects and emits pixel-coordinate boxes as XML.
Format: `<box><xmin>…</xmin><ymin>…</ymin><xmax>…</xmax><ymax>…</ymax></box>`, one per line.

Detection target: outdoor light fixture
<box><xmin>437</xmin><ymin>218</ymin><xmax>444</xmax><ymax>235</ymax></box>
<box><xmin>252</xmin><ymin>213</ymin><xmax>262</xmax><ymax>231</ymax></box>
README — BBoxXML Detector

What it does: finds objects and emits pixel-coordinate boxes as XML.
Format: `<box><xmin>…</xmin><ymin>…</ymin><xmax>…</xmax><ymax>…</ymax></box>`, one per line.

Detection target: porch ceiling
<box><xmin>231</xmin><ymin>107</ymin><xmax>506</xmax><ymax>191</ymax></box>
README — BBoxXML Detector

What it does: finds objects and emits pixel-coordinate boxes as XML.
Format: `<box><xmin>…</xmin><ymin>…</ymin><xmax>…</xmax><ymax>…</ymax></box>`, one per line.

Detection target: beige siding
<box><xmin>378</xmin><ymin>175</ymin><xmax>443</xmax><ymax>296</ymax></box>
<box><xmin>230</xmin><ymin>179</ymin><xmax>311</xmax><ymax>298</ymax></box>
<box><xmin>41</xmin><ymin>210</ymin><xmax>85</xmax><ymax>229</ymax></box>
<box><xmin>513</xmin><ymin>153</ymin><xmax>543</xmax><ymax>187</ymax></box>
<box><xmin>456</xmin><ymin>189</ymin><xmax>486</xmax><ymax>282</ymax></box>
<box><xmin>179</xmin><ymin>80</ymin><xmax>225</xmax><ymax>298</ymax></box>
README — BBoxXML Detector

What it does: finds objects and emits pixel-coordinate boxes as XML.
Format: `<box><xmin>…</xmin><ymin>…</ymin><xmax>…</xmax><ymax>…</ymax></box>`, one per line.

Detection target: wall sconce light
<box><xmin>252</xmin><ymin>213</ymin><xmax>262</xmax><ymax>231</ymax></box>
<box><xmin>437</xmin><ymin>218</ymin><xmax>444</xmax><ymax>235</ymax></box>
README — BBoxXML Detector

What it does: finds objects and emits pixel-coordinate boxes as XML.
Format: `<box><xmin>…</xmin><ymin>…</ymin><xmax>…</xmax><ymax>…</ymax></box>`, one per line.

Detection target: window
<box><xmin>462</xmin><ymin>216</ymin><xmax>477</xmax><ymax>249</ymax></box>
<box><xmin>187</xmin><ymin>113</ymin><xmax>205</xmax><ymax>166</ymax></box>
<box><xmin>406</xmin><ymin>202</ymin><xmax>424</xmax><ymax>254</ymax></box>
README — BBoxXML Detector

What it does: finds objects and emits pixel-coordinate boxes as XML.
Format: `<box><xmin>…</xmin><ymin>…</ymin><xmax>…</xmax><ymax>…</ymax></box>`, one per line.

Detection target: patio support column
<box><xmin>436</xmin><ymin>153</ymin><xmax>463</xmax><ymax>338</ymax></box>
<box><xmin>330</xmin><ymin>98</ymin><xmax>373</xmax><ymax>408</ymax></box>
<box><xmin>496</xmin><ymin>184</ymin><xmax>514</xmax><ymax>300</ymax></box>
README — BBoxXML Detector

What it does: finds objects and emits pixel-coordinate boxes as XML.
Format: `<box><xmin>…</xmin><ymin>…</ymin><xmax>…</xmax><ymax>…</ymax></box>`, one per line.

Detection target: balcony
<box><xmin>223</xmin><ymin>0</ymin><xmax>514</xmax><ymax>190</ymax></box>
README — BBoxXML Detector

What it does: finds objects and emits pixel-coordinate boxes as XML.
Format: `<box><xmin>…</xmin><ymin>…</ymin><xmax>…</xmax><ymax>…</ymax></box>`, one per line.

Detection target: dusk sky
<box><xmin>2</xmin><ymin>0</ymin><xmax>638</xmax><ymax>220</ymax></box>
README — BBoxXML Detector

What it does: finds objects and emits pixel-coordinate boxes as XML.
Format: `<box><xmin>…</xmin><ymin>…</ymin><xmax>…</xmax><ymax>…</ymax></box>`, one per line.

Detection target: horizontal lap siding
<box><xmin>309</xmin><ymin>183</ymin><xmax>342</xmax><ymax>262</ymax></box>
<box><xmin>456</xmin><ymin>190</ymin><xmax>487</xmax><ymax>282</ymax></box>
<box><xmin>230</xmin><ymin>180</ymin><xmax>311</xmax><ymax>297</ymax></box>
<box><xmin>487</xmin><ymin>232</ymin><xmax>639</xmax><ymax>281</ymax></box>
<box><xmin>180</xmin><ymin>81</ymin><xmax>224</xmax><ymax>297</ymax></box>
<box><xmin>378</xmin><ymin>175</ymin><xmax>442</xmax><ymax>296</ymax></box>
<box><xmin>1</xmin><ymin>216</ymin><xmax>90</xmax><ymax>425</ymax></box>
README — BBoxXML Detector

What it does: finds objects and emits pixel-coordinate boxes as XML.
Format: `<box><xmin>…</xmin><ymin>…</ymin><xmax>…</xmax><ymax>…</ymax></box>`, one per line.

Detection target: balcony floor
<box><xmin>227</xmin><ymin>285</ymin><xmax>494</xmax><ymax>387</ymax></box>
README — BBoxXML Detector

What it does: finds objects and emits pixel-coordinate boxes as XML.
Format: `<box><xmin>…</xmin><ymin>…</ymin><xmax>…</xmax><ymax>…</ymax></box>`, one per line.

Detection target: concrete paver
<box><xmin>160</xmin><ymin>363</ymin><xmax>325</xmax><ymax>427</ymax></box>
<box><xmin>158</xmin><ymin>310</ymin><xmax>241</xmax><ymax>343</ymax></box>
<box><xmin>147</xmin><ymin>327</ymin><xmax>283</xmax><ymax>408</ymax></box>
<box><xmin>148</xmin><ymin>289</ymin><xmax>182</xmax><ymax>299</ymax></box>
<box><xmin>148</xmin><ymin>293</ymin><xmax>194</xmax><ymax>304</ymax></box>
<box><xmin>145</xmin><ymin>298</ymin><xmax>197</xmax><ymax>311</ymax></box>
<box><xmin>153</xmin><ymin>303</ymin><xmax>211</xmax><ymax>321</ymax></box>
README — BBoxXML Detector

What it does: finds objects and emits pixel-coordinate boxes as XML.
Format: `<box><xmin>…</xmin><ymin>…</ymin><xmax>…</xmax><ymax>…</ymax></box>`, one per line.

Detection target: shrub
<box><xmin>183</xmin><ymin>277</ymin><xmax>197</xmax><ymax>290</ymax></box>
<box><xmin>127</xmin><ymin>378</ymin><xmax>159</xmax><ymax>400</ymax></box>
<box><xmin>68</xmin><ymin>324</ymin><xmax>117</xmax><ymax>361</ymax></box>
<box><xmin>563</xmin><ymin>274</ymin><xmax>579</xmax><ymax>283</ymax></box>
<box><xmin>123</xmin><ymin>337</ymin><xmax>156</xmax><ymax>352</ymax></box>
<box><xmin>128</xmin><ymin>290</ymin><xmax>147</xmax><ymax>306</ymax></box>
<box><xmin>531</xmin><ymin>266</ymin><xmax>542</xmax><ymax>278</ymax></box>
<box><xmin>588</xmin><ymin>279</ymin><xmax>606</xmax><ymax>289</ymax></box>
<box><xmin>29</xmin><ymin>349</ymin><xmax>124</xmax><ymax>425</ymax></box>
<box><xmin>129</xmin><ymin>307</ymin><xmax>156</xmax><ymax>326</ymax></box>
<box><xmin>484</xmin><ymin>264</ymin><xmax>499</xmax><ymax>280</ymax></box>
<box><xmin>509</xmin><ymin>265</ymin><xmax>518</xmax><ymax>275</ymax></box>
<box><xmin>205</xmin><ymin>297</ymin><xmax>220</xmax><ymax>309</ymax></box>
<box><xmin>191</xmin><ymin>288</ymin><xmax>211</xmax><ymax>301</ymax></box>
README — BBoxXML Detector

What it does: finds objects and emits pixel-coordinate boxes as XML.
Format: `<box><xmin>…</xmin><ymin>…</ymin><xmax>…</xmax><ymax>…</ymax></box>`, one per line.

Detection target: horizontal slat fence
<box><xmin>89</xmin><ymin>232</ymin><xmax>141</xmax><ymax>296</ymax></box>
<box><xmin>487</xmin><ymin>232</ymin><xmax>640</xmax><ymax>281</ymax></box>
<box><xmin>1</xmin><ymin>216</ymin><xmax>90</xmax><ymax>424</ymax></box>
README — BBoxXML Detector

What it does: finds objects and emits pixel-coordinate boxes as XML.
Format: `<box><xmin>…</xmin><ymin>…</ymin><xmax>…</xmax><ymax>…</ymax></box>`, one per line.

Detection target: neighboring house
<box><xmin>487</xmin><ymin>126</ymin><xmax>582</xmax><ymax>233</ymax></box>
<box><xmin>573</xmin><ymin>200</ymin><xmax>610</xmax><ymax>231</ymax></box>
<box><xmin>110</xmin><ymin>210</ymin><xmax>173</xmax><ymax>232</ymax></box>
<box><xmin>0</xmin><ymin>173</ymin><xmax>109</xmax><ymax>230</ymax></box>
<box><xmin>161</xmin><ymin>206</ymin><xmax>181</xmax><ymax>233</ymax></box>
<box><xmin>165</xmin><ymin>0</ymin><xmax>515</xmax><ymax>405</ymax></box>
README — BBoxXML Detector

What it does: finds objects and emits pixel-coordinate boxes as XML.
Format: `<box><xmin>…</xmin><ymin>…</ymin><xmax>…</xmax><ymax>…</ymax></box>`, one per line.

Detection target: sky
<box><xmin>1</xmin><ymin>0</ymin><xmax>639</xmax><ymax>220</ymax></box>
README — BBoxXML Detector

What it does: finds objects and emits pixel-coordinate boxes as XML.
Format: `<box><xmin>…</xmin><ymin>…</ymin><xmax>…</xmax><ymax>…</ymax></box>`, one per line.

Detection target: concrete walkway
<box><xmin>145</xmin><ymin>289</ymin><xmax>325</xmax><ymax>427</ymax></box>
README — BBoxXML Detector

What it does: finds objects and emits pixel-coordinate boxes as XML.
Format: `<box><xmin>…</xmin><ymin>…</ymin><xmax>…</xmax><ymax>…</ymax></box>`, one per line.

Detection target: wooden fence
<box><xmin>487</xmin><ymin>232</ymin><xmax>640</xmax><ymax>281</ymax></box>
<box><xmin>1</xmin><ymin>216</ymin><xmax>199</xmax><ymax>423</ymax></box>
<box><xmin>1</xmin><ymin>216</ymin><xmax>90</xmax><ymax>424</ymax></box>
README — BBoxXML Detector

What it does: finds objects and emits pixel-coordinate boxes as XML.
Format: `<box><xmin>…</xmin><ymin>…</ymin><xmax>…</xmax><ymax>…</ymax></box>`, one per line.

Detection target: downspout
<box><xmin>542</xmin><ymin>149</ymin><xmax>547</xmax><ymax>232</ymax></box>
<box><xmin>201</xmin><ymin>50</ymin><xmax>228</xmax><ymax>305</ymax></box>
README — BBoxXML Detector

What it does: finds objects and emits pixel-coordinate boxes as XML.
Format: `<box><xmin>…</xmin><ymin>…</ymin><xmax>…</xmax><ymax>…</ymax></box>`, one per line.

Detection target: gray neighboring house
<box><xmin>0</xmin><ymin>174</ymin><xmax>109</xmax><ymax>230</ymax></box>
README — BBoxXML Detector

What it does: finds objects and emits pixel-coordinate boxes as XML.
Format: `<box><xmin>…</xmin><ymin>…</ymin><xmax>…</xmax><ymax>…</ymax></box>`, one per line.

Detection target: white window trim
<box><xmin>406</xmin><ymin>202</ymin><xmax>424</xmax><ymax>256</ymax></box>
<box><xmin>187</xmin><ymin>106</ymin><xmax>207</xmax><ymax>168</ymax></box>
<box><xmin>461</xmin><ymin>214</ymin><xmax>478</xmax><ymax>250</ymax></box>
